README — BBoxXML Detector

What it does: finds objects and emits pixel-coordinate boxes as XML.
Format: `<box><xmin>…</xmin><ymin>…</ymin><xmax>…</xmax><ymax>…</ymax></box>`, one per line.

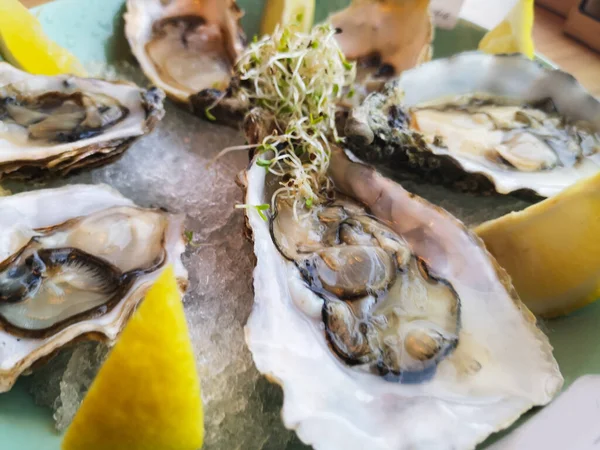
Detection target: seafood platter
<box><xmin>0</xmin><ymin>0</ymin><xmax>598</xmax><ymax>449</ymax></box>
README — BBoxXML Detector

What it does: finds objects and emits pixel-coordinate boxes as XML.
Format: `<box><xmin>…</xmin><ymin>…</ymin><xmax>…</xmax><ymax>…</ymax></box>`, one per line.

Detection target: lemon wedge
<box><xmin>261</xmin><ymin>0</ymin><xmax>316</xmax><ymax>35</ymax></box>
<box><xmin>62</xmin><ymin>267</ymin><xmax>203</xmax><ymax>450</ymax></box>
<box><xmin>475</xmin><ymin>173</ymin><xmax>600</xmax><ymax>319</ymax></box>
<box><xmin>0</xmin><ymin>0</ymin><xmax>86</xmax><ymax>76</ymax></box>
<box><xmin>478</xmin><ymin>0</ymin><xmax>535</xmax><ymax>59</ymax></box>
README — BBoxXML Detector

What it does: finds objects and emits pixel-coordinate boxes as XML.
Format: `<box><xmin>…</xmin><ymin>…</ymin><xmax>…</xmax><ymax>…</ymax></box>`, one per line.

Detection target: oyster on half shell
<box><xmin>0</xmin><ymin>63</ymin><xmax>165</xmax><ymax>180</ymax></box>
<box><xmin>241</xmin><ymin>146</ymin><xmax>563</xmax><ymax>449</ymax></box>
<box><xmin>0</xmin><ymin>184</ymin><xmax>187</xmax><ymax>392</ymax></box>
<box><xmin>345</xmin><ymin>52</ymin><xmax>600</xmax><ymax>197</ymax></box>
<box><xmin>331</xmin><ymin>0</ymin><xmax>433</xmax><ymax>102</ymax></box>
<box><xmin>125</xmin><ymin>0</ymin><xmax>246</xmax><ymax>106</ymax></box>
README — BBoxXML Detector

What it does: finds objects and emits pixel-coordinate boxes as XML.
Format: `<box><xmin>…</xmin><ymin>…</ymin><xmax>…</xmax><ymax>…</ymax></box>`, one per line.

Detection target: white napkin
<box><xmin>432</xmin><ymin>0</ymin><xmax>521</xmax><ymax>30</ymax></box>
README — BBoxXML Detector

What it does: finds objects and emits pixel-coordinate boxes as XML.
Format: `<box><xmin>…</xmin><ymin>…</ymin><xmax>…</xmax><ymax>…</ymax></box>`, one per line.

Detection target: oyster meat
<box><xmin>345</xmin><ymin>52</ymin><xmax>600</xmax><ymax>197</ymax></box>
<box><xmin>125</xmin><ymin>0</ymin><xmax>245</xmax><ymax>105</ymax></box>
<box><xmin>272</xmin><ymin>195</ymin><xmax>460</xmax><ymax>381</ymax></box>
<box><xmin>241</xmin><ymin>146</ymin><xmax>563</xmax><ymax>449</ymax></box>
<box><xmin>0</xmin><ymin>63</ymin><xmax>164</xmax><ymax>180</ymax></box>
<box><xmin>0</xmin><ymin>184</ymin><xmax>187</xmax><ymax>392</ymax></box>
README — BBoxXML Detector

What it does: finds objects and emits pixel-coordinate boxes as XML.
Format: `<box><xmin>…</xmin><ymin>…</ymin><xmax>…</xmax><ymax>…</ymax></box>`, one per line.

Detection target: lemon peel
<box><xmin>476</xmin><ymin>173</ymin><xmax>600</xmax><ymax>318</ymax></box>
<box><xmin>62</xmin><ymin>267</ymin><xmax>203</xmax><ymax>450</ymax></box>
<box><xmin>479</xmin><ymin>0</ymin><xmax>535</xmax><ymax>59</ymax></box>
<box><xmin>261</xmin><ymin>0</ymin><xmax>316</xmax><ymax>35</ymax></box>
<box><xmin>0</xmin><ymin>0</ymin><xmax>86</xmax><ymax>76</ymax></box>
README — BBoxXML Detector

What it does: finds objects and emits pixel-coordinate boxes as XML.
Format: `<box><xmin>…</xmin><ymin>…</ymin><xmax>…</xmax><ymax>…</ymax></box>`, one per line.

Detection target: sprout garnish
<box><xmin>236</xmin><ymin>24</ymin><xmax>356</xmax><ymax>215</ymax></box>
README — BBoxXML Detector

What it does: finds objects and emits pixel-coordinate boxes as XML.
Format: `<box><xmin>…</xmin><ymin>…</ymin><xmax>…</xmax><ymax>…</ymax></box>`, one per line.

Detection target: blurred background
<box><xmin>18</xmin><ymin>0</ymin><xmax>600</xmax><ymax>96</ymax></box>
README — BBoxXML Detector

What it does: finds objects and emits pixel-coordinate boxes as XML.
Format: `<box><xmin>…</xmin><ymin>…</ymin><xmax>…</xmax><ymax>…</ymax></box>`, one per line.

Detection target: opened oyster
<box><xmin>241</xmin><ymin>146</ymin><xmax>563</xmax><ymax>449</ymax></box>
<box><xmin>0</xmin><ymin>184</ymin><xmax>187</xmax><ymax>392</ymax></box>
<box><xmin>125</xmin><ymin>0</ymin><xmax>245</xmax><ymax>106</ymax></box>
<box><xmin>331</xmin><ymin>0</ymin><xmax>433</xmax><ymax>99</ymax></box>
<box><xmin>272</xmin><ymin>195</ymin><xmax>460</xmax><ymax>381</ymax></box>
<box><xmin>345</xmin><ymin>52</ymin><xmax>600</xmax><ymax>197</ymax></box>
<box><xmin>0</xmin><ymin>63</ymin><xmax>164</xmax><ymax>180</ymax></box>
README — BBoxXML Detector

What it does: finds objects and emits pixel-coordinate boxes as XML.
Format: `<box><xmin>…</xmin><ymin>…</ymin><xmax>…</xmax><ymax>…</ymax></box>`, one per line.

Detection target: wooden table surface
<box><xmin>17</xmin><ymin>0</ymin><xmax>600</xmax><ymax>96</ymax></box>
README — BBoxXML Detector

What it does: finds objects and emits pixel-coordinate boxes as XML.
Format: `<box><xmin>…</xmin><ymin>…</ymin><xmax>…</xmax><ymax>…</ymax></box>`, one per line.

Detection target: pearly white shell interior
<box><xmin>243</xmin><ymin>152</ymin><xmax>563</xmax><ymax>450</ymax></box>
<box><xmin>0</xmin><ymin>63</ymin><xmax>153</xmax><ymax>164</ymax></box>
<box><xmin>396</xmin><ymin>52</ymin><xmax>600</xmax><ymax>197</ymax></box>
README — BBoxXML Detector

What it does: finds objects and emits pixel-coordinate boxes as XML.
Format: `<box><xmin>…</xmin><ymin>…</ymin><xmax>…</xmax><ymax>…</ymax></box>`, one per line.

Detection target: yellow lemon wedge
<box><xmin>478</xmin><ymin>0</ymin><xmax>535</xmax><ymax>59</ymax></box>
<box><xmin>0</xmin><ymin>0</ymin><xmax>86</xmax><ymax>76</ymax></box>
<box><xmin>62</xmin><ymin>267</ymin><xmax>203</xmax><ymax>450</ymax></box>
<box><xmin>475</xmin><ymin>173</ymin><xmax>600</xmax><ymax>319</ymax></box>
<box><xmin>261</xmin><ymin>0</ymin><xmax>316</xmax><ymax>35</ymax></box>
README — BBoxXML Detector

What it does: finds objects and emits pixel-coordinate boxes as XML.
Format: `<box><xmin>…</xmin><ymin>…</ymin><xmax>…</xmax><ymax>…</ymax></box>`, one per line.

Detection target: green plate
<box><xmin>0</xmin><ymin>1</ymin><xmax>597</xmax><ymax>449</ymax></box>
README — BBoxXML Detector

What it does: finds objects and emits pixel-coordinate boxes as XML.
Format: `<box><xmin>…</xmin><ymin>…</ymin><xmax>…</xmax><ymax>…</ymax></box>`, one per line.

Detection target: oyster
<box><xmin>345</xmin><ymin>52</ymin><xmax>600</xmax><ymax>197</ymax></box>
<box><xmin>331</xmin><ymin>0</ymin><xmax>433</xmax><ymax>99</ymax></box>
<box><xmin>0</xmin><ymin>63</ymin><xmax>164</xmax><ymax>180</ymax></box>
<box><xmin>241</xmin><ymin>146</ymin><xmax>563</xmax><ymax>449</ymax></box>
<box><xmin>0</xmin><ymin>184</ymin><xmax>187</xmax><ymax>392</ymax></box>
<box><xmin>188</xmin><ymin>0</ymin><xmax>435</xmax><ymax>127</ymax></box>
<box><xmin>125</xmin><ymin>0</ymin><xmax>246</xmax><ymax>105</ymax></box>
<box><xmin>271</xmin><ymin>195</ymin><xmax>460</xmax><ymax>381</ymax></box>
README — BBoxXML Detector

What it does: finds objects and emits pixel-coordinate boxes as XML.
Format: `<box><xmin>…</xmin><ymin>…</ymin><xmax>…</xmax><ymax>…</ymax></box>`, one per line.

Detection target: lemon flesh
<box><xmin>261</xmin><ymin>0</ymin><xmax>316</xmax><ymax>35</ymax></box>
<box><xmin>0</xmin><ymin>0</ymin><xmax>86</xmax><ymax>76</ymax></box>
<box><xmin>479</xmin><ymin>0</ymin><xmax>535</xmax><ymax>59</ymax></box>
<box><xmin>62</xmin><ymin>267</ymin><xmax>203</xmax><ymax>450</ymax></box>
<box><xmin>475</xmin><ymin>173</ymin><xmax>600</xmax><ymax>319</ymax></box>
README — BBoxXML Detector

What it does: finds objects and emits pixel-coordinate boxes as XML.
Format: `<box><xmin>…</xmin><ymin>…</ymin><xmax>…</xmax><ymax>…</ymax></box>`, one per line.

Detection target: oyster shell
<box><xmin>344</xmin><ymin>52</ymin><xmax>600</xmax><ymax>197</ymax></box>
<box><xmin>0</xmin><ymin>63</ymin><xmax>164</xmax><ymax>180</ymax></box>
<box><xmin>125</xmin><ymin>0</ymin><xmax>245</xmax><ymax>105</ymax></box>
<box><xmin>241</xmin><ymin>147</ymin><xmax>563</xmax><ymax>449</ymax></box>
<box><xmin>0</xmin><ymin>184</ymin><xmax>187</xmax><ymax>392</ymax></box>
<box><xmin>331</xmin><ymin>0</ymin><xmax>433</xmax><ymax>99</ymax></box>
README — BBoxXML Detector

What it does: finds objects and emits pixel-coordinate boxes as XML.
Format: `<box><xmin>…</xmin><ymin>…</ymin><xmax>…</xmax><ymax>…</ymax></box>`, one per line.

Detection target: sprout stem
<box><xmin>235</xmin><ymin>24</ymin><xmax>356</xmax><ymax>212</ymax></box>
